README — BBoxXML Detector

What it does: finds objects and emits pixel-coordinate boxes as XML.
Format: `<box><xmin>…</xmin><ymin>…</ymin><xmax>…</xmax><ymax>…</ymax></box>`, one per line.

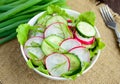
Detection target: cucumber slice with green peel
<box><xmin>77</xmin><ymin>22</ymin><xmax>96</xmax><ymax>37</ymax></box>
<box><xmin>29</xmin><ymin>27</ymin><xmax>44</xmax><ymax>38</ymax></box>
<box><xmin>44</xmin><ymin>22</ymin><xmax>64</xmax><ymax>38</ymax></box>
<box><xmin>65</xmin><ymin>53</ymin><xmax>81</xmax><ymax>72</ymax></box>
<box><xmin>60</xmin><ymin>23</ymin><xmax>73</xmax><ymax>39</ymax></box>
<box><xmin>24</xmin><ymin>36</ymin><xmax>44</xmax><ymax>60</ymax></box>
<box><xmin>46</xmin><ymin>15</ymin><xmax>67</xmax><ymax>27</ymax></box>
<box><xmin>37</xmin><ymin>14</ymin><xmax>52</xmax><ymax>26</ymax></box>
<box><xmin>41</xmin><ymin>35</ymin><xmax>63</xmax><ymax>55</ymax></box>
<box><xmin>45</xmin><ymin>53</ymin><xmax>70</xmax><ymax>77</ymax></box>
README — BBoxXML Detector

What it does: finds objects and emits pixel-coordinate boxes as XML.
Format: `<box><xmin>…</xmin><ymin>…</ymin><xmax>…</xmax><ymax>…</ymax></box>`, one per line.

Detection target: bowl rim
<box><xmin>20</xmin><ymin>9</ymin><xmax>101</xmax><ymax>80</ymax></box>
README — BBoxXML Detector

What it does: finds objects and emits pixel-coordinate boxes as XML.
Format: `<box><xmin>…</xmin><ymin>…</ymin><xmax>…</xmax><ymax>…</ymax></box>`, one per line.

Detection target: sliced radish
<box><xmin>24</xmin><ymin>36</ymin><xmax>44</xmax><ymax>59</ymax></box>
<box><xmin>60</xmin><ymin>38</ymin><xmax>81</xmax><ymax>51</ymax></box>
<box><xmin>44</xmin><ymin>22</ymin><xmax>64</xmax><ymax>38</ymax></box>
<box><xmin>45</xmin><ymin>53</ymin><xmax>70</xmax><ymax>77</ymax></box>
<box><xmin>69</xmin><ymin>46</ymin><xmax>90</xmax><ymax>62</ymax></box>
<box><xmin>67</xmin><ymin>19</ymin><xmax>72</xmax><ymax>23</ymax></box>
<box><xmin>75</xmin><ymin>31</ymin><xmax>95</xmax><ymax>45</ymax></box>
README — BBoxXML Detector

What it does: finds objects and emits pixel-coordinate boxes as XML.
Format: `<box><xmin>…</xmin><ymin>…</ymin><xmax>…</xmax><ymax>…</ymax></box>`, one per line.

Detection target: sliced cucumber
<box><xmin>41</xmin><ymin>35</ymin><xmax>63</xmax><ymax>55</ymax></box>
<box><xmin>46</xmin><ymin>15</ymin><xmax>67</xmax><ymax>27</ymax></box>
<box><xmin>60</xmin><ymin>23</ymin><xmax>73</xmax><ymax>39</ymax></box>
<box><xmin>45</xmin><ymin>53</ymin><xmax>70</xmax><ymax>76</ymax></box>
<box><xmin>77</xmin><ymin>22</ymin><xmax>96</xmax><ymax>37</ymax></box>
<box><xmin>65</xmin><ymin>53</ymin><xmax>81</xmax><ymax>73</ymax></box>
<box><xmin>37</xmin><ymin>13</ymin><xmax>52</xmax><ymax>26</ymax></box>
<box><xmin>24</xmin><ymin>37</ymin><xmax>44</xmax><ymax>60</ymax></box>
<box><xmin>44</xmin><ymin>22</ymin><xmax>64</xmax><ymax>38</ymax></box>
<box><xmin>29</xmin><ymin>27</ymin><xmax>44</xmax><ymax>38</ymax></box>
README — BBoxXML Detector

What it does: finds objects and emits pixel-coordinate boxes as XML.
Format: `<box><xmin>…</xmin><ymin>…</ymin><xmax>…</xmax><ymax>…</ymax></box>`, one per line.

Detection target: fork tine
<box><xmin>102</xmin><ymin>6</ymin><xmax>113</xmax><ymax>22</ymax></box>
<box><xmin>105</xmin><ymin>5</ymin><xmax>115</xmax><ymax>22</ymax></box>
<box><xmin>100</xmin><ymin>7</ymin><xmax>108</xmax><ymax>23</ymax></box>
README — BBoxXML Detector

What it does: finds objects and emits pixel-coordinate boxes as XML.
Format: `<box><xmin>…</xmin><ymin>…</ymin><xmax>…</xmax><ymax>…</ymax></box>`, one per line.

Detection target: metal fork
<box><xmin>100</xmin><ymin>5</ymin><xmax>120</xmax><ymax>47</ymax></box>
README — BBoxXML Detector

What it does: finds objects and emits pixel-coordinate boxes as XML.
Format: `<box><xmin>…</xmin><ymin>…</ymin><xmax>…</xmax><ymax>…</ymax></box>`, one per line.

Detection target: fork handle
<box><xmin>114</xmin><ymin>27</ymin><xmax>120</xmax><ymax>47</ymax></box>
<box><xmin>118</xmin><ymin>38</ymin><xmax>120</xmax><ymax>47</ymax></box>
<box><xmin>114</xmin><ymin>27</ymin><xmax>120</xmax><ymax>38</ymax></box>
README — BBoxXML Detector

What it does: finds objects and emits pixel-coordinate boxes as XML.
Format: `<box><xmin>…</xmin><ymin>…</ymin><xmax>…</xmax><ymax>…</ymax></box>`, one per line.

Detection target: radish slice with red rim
<box><xmin>60</xmin><ymin>38</ymin><xmax>81</xmax><ymax>51</ymax></box>
<box><xmin>24</xmin><ymin>36</ymin><xmax>44</xmax><ymax>59</ymax></box>
<box><xmin>75</xmin><ymin>31</ymin><xmax>95</xmax><ymax>45</ymax></box>
<box><xmin>45</xmin><ymin>53</ymin><xmax>70</xmax><ymax>77</ymax></box>
<box><xmin>44</xmin><ymin>22</ymin><xmax>64</xmax><ymax>38</ymax></box>
<box><xmin>69</xmin><ymin>46</ymin><xmax>90</xmax><ymax>62</ymax></box>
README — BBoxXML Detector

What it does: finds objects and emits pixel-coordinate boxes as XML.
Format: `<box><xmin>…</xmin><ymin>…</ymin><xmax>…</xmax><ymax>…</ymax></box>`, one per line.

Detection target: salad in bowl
<box><xmin>16</xmin><ymin>5</ymin><xmax>105</xmax><ymax>80</ymax></box>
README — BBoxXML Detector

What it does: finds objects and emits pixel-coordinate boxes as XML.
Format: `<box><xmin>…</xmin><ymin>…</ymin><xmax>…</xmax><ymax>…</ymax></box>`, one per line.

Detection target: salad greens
<box><xmin>27</xmin><ymin>51</ymin><xmax>49</xmax><ymax>75</ymax></box>
<box><xmin>16</xmin><ymin>5</ymin><xmax>105</xmax><ymax>80</ymax></box>
<box><xmin>37</xmin><ymin>5</ymin><xmax>75</xmax><ymax>27</ymax></box>
<box><xmin>89</xmin><ymin>38</ymin><xmax>105</xmax><ymax>59</ymax></box>
<box><xmin>76</xmin><ymin>11</ymin><xmax>96</xmax><ymax>26</ymax></box>
<box><xmin>16</xmin><ymin>24</ymin><xmax>33</xmax><ymax>45</ymax></box>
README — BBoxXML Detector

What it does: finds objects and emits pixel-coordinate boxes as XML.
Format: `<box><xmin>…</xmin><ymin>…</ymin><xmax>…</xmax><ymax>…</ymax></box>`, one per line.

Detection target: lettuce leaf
<box><xmin>16</xmin><ymin>24</ymin><xmax>34</xmax><ymax>45</ymax></box>
<box><xmin>76</xmin><ymin>11</ymin><xmax>96</xmax><ymax>26</ymax></box>
<box><xmin>80</xmin><ymin>62</ymin><xmax>90</xmax><ymax>74</ymax></box>
<box><xmin>89</xmin><ymin>38</ymin><xmax>105</xmax><ymax>59</ymax></box>
<box><xmin>37</xmin><ymin>5</ymin><xmax>75</xmax><ymax>25</ymax></box>
<box><xmin>27</xmin><ymin>60</ymin><xmax>34</xmax><ymax>69</ymax></box>
<box><xmin>36</xmin><ymin>65</ymin><xmax>49</xmax><ymax>75</ymax></box>
<box><xmin>27</xmin><ymin>59</ymin><xmax>49</xmax><ymax>75</ymax></box>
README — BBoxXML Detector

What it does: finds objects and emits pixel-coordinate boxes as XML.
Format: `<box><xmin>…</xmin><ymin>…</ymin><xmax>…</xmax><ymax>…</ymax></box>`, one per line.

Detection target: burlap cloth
<box><xmin>0</xmin><ymin>0</ymin><xmax>120</xmax><ymax>84</ymax></box>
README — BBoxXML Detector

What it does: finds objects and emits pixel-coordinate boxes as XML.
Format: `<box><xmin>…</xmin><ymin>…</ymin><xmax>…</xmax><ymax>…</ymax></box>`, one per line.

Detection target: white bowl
<box><xmin>20</xmin><ymin>9</ymin><xmax>101</xmax><ymax>80</ymax></box>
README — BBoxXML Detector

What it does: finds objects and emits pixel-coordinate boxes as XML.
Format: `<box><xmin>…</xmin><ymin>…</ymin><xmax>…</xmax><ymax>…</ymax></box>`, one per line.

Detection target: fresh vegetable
<box><xmin>77</xmin><ymin>22</ymin><xmax>96</xmax><ymax>37</ymax></box>
<box><xmin>0</xmin><ymin>29</ymin><xmax>16</xmax><ymax>38</ymax></box>
<box><xmin>0</xmin><ymin>19</ymin><xmax>29</xmax><ymax>34</ymax></box>
<box><xmin>46</xmin><ymin>15</ymin><xmax>67</xmax><ymax>27</ymax></box>
<box><xmin>75</xmin><ymin>31</ymin><xmax>95</xmax><ymax>45</ymax></box>
<box><xmin>89</xmin><ymin>38</ymin><xmax>105</xmax><ymax>59</ymax></box>
<box><xmin>60</xmin><ymin>38</ymin><xmax>81</xmax><ymax>51</ymax></box>
<box><xmin>41</xmin><ymin>35</ymin><xmax>63</xmax><ymax>55</ymax></box>
<box><xmin>16</xmin><ymin>5</ymin><xmax>105</xmax><ymax>80</ymax></box>
<box><xmin>45</xmin><ymin>53</ymin><xmax>70</xmax><ymax>76</ymax></box>
<box><xmin>0</xmin><ymin>32</ymin><xmax>17</xmax><ymax>44</ymax></box>
<box><xmin>0</xmin><ymin>0</ymin><xmax>43</xmax><ymax>22</ymax></box>
<box><xmin>24</xmin><ymin>36</ymin><xmax>44</xmax><ymax>59</ymax></box>
<box><xmin>75</xmin><ymin>11</ymin><xmax>96</xmax><ymax>26</ymax></box>
<box><xmin>0</xmin><ymin>0</ymin><xmax>68</xmax><ymax>44</ymax></box>
<box><xmin>63</xmin><ymin>53</ymin><xmax>81</xmax><ymax>77</ymax></box>
<box><xmin>0</xmin><ymin>14</ymin><xmax>37</xmax><ymax>28</ymax></box>
<box><xmin>16</xmin><ymin>24</ymin><xmax>34</xmax><ymax>45</ymax></box>
<box><xmin>44</xmin><ymin>22</ymin><xmax>64</xmax><ymax>38</ymax></box>
<box><xmin>69</xmin><ymin>46</ymin><xmax>90</xmax><ymax>62</ymax></box>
